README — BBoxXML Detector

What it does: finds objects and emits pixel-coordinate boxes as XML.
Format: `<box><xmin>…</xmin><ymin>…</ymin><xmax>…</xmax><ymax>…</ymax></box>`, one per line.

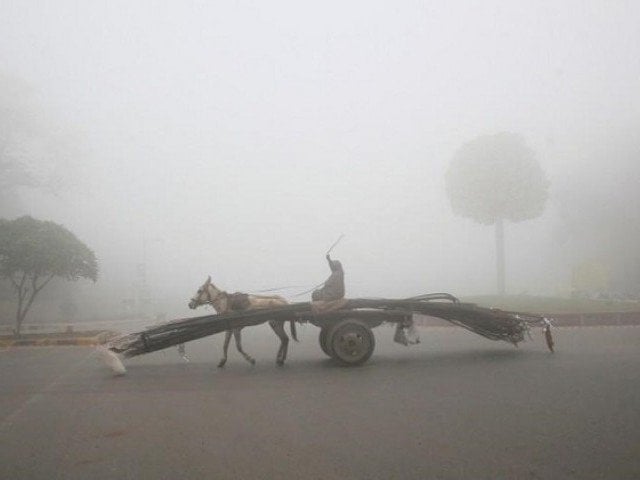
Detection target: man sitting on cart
<box><xmin>310</xmin><ymin>253</ymin><xmax>418</xmax><ymax>345</ymax></box>
<box><xmin>311</xmin><ymin>254</ymin><xmax>347</xmax><ymax>312</ymax></box>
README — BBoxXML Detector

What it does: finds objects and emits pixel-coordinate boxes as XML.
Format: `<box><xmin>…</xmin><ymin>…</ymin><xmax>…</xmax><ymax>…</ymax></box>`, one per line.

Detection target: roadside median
<box><xmin>414</xmin><ymin>311</ymin><xmax>640</xmax><ymax>327</ymax></box>
<box><xmin>0</xmin><ymin>330</ymin><xmax>118</xmax><ymax>348</ymax></box>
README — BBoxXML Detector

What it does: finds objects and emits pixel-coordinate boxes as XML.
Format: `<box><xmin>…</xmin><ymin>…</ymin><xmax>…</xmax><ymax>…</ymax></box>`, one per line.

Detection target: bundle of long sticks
<box><xmin>345</xmin><ymin>297</ymin><xmax>549</xmax><ymax>345</ymax></box>
<box><xmin>108</xmin><ymin>303</ymin><xmax>309</xmax><ymax>357</ymax></box>
<box><xmin>107</xmin><ymin>295</ymin><xmax>553</xmax><ymax>358</ymax></box>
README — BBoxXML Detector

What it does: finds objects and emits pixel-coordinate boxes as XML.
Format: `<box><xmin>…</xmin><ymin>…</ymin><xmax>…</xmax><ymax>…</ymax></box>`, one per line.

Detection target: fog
<box><xmin>1</xmin><ymin>1</ymin><xmax>639</xmax><ymax>321</ymax></box>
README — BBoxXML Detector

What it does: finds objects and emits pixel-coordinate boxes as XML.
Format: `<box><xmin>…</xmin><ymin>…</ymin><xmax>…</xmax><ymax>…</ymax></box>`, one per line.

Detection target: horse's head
<box><xmin>188</xmin><ymin>275</ymin><xmax>216</xmax><ymax>309</ymax></box>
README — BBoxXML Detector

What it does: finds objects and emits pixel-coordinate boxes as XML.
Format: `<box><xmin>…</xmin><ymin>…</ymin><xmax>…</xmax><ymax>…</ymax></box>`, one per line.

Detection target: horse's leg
<box><xmin>218</xmin><ymin>330</ymin><xmax>232</xmax><ymax>368</ymax></box>
<box><xmin>269</xmin><ymin>320</ymin><xmax>289</xmax><ymax>366</ymax></box>
<box><xmin>233</xmin><ymin>328</ymin><xmax>256</xmax><ymax>365</ymax></box>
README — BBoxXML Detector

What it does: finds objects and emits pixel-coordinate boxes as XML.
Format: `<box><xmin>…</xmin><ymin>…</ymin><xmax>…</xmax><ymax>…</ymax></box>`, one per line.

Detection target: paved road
<box><xmin>1</xmin><ymin>325</ymin><xmax>639</xmax><ymax>480</ymax></box>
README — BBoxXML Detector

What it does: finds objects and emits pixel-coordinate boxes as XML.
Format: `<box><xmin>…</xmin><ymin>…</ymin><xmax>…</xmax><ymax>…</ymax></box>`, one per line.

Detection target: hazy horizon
<box><xmin>2</xmin><ymin>0</ymin><xmax>639</xmax><ymax>320</ymax></box>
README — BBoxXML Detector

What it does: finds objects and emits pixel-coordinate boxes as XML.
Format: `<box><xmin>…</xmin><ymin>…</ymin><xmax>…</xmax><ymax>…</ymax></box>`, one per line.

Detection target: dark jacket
<box><xmin>312</xmin><ymin>255</ymin><xmax>345</xmax><ymax>301</ymax></box>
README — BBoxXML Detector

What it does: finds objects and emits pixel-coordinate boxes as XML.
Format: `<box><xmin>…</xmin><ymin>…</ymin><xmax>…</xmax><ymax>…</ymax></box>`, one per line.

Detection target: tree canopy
<box><xmin>0</xmin><ymin>216</ymin><xmax>97</xmax><ymax>281</ymax></box>
<box><xmin>0</xmin><ymin>216</ymin><xmax>97</xmax><ymax>333</ymax></box>
<box><xmin>445</xmin><ymin>132</ymin><xmax>549</xmax><ymax>225</ymax></box>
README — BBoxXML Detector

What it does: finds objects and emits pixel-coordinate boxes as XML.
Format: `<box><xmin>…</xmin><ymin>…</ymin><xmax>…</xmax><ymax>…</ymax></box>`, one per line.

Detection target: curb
<box><xmin>544</xmin><ymin>312</ymin><xmax>640</xmax><ymax>327</ymax></box>
<box><xmin>414</xmin><ymin>311</ymin><xmax>640</xmax><ymax>328</ymax></box>
<box><xmin>0</xmin><ymin>331</ymin><xmax>118</xmax><ymax>348</ymax></box>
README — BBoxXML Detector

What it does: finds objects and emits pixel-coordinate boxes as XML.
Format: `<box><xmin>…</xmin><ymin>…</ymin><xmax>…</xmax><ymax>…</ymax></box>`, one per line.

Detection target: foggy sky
<box><xmin>1</xmin><ymin>1</ymin><xmax>639</xmax><ymax>318</ymax></box>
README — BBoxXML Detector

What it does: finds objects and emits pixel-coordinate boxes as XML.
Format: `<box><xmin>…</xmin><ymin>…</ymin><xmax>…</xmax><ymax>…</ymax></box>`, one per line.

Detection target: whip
<box><xmin>293</xmin><ymin>234</ymin><xmax>346</xmax><ymax>298</ymax></box>
<box><xmin>326</xmin><ymin>233</ymin><xmax>344</xmax><ymax>256</ymax></box>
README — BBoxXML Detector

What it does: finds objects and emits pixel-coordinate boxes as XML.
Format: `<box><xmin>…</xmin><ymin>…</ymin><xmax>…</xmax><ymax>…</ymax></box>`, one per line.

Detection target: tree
<box><xmin>0</xmin><ymin>216</ymin><xmax>98</xmax><ymax>335</ymax></box>
<box><xmin>445</xmin><ymin>132</ymin><xmax>549</xmax><ymax>294</ymax></box>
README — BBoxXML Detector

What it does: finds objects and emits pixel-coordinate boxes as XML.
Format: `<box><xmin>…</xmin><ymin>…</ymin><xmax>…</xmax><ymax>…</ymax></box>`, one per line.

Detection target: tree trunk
<box><xmin>13</xmin><ymin>273</ymin><xmax>54</xmax><ymax>337</ymax></box>
<box><xmin>13</xmin><ymin>274</ymin><xmax>27</xmax><ymax>337</ymax></box>
<box><xmin>15</xmin><ymin>310</ymin><xmax>25</xmax><ymax>337</ymax></box>
<box><xmin>495</xmin><ymin>218</ymin><xmax>505</xmax><ymax>295</ymax></box>
<box><xmin>15</xmin><ymin>296</ymin><xmax>31</xmax><ymax>337</ymax></box>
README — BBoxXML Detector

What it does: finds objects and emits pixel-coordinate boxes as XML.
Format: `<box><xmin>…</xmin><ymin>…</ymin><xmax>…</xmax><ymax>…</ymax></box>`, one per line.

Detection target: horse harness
<box><xmin>203</xmin><ymin>286</ymin><xmax>251</xmax><ymax>311</ymax></box>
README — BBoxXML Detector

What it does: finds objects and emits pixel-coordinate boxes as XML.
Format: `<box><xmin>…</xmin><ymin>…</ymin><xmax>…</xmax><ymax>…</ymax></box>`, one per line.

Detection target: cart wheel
<box><xmin>329</xmin><ymin>319</ymin><xmax>375</xmax><ymax>366</ymax></box>
<box><xmin>319</xmin><ymin>326</ymin><xmax>333</xmax><ymax>357</ymax></box>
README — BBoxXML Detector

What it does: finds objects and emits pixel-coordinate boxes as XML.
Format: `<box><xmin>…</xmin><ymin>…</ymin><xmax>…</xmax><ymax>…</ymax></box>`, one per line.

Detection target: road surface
<box><xmin>1</xmin><ymin>324</ymin><xmax>639</xmax><ymax>479</ymax></box>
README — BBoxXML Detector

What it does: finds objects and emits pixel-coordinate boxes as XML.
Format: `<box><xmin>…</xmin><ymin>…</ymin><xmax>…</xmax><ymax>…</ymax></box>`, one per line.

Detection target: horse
<box><xmin>187</xmin><ymin>276</ymin><xmax>297</xmax><ymax>367</ymax></box>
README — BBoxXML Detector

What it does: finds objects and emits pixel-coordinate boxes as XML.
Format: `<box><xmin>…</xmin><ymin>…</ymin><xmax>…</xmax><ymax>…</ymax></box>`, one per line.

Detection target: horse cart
<box><xmin>103</xmin><ymin>293</ymin><xmax>554</xmax><ymax>372</ymax></box>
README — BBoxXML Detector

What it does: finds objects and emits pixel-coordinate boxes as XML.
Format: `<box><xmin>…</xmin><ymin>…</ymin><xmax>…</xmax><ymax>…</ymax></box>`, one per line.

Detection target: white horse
<box><xmin>188</xmin><ymin>276</ymin><xmax>297</xmax><ymax>367</ymax></box>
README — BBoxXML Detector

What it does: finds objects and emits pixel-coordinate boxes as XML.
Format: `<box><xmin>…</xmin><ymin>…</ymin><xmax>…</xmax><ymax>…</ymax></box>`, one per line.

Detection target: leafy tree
<box><xmin>445</xmin><ymin>132</ymin><xmax>549</xmax><ymax>294</ymax></box>
<box><xmin>0</xmin><ymin>216</ymin><xmax>98</xmax><ymax>335</ymax></box>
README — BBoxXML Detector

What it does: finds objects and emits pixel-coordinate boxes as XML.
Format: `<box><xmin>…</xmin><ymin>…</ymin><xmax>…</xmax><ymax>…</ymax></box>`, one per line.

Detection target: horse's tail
<box><xmin>289</xmin><ymin>319</ymin><xmax>298</xmax><ymax>342</ymax></box>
